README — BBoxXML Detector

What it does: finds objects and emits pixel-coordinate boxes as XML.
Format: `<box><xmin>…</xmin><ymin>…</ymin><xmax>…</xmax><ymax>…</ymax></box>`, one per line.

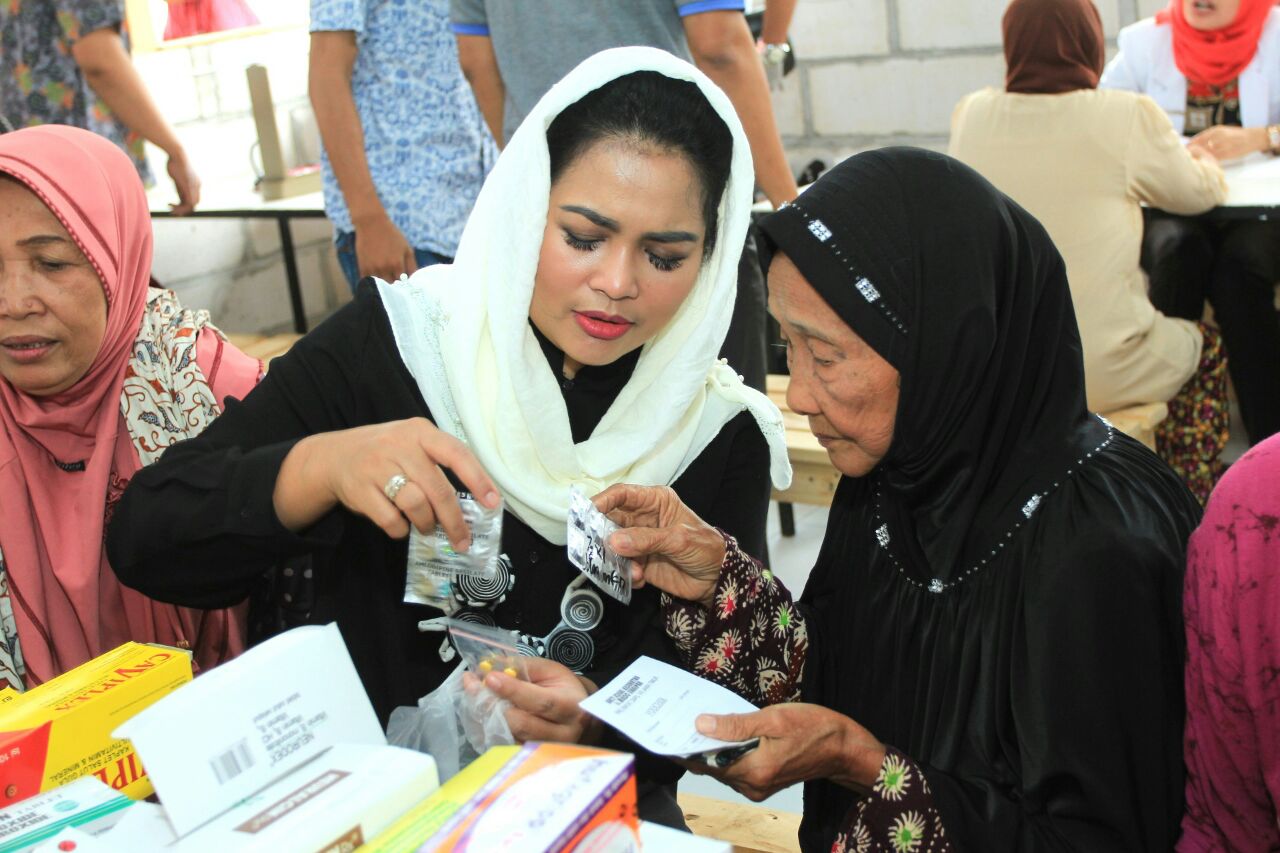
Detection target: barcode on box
<box><xmin>606</xmin><ymin>676</ymin><xmax>643</xmax><ymax>705</ymax></box>
<box><xmin>211</xmin><ymin>738</ymin><xmax>255</xmax><ymax>785</ymax></box>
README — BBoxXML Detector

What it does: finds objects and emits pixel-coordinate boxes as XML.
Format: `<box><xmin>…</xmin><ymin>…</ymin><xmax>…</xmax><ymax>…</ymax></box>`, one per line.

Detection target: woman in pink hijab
<box><xmin>0</xmin><ymin>125</ymin><xmax>259</xmax><ymax>689</ymax></box>
<box><xmin>1180</xmin><ymin>432</ymin><xmax>1280</xmax><ymax>851</ymax></box>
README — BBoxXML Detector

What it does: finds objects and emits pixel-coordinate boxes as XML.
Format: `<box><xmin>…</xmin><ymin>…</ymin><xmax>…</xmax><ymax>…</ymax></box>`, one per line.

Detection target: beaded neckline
<box><xmin>871</xmin><ymin>416</ymin><xmax>1116</xmax><ymax>594</ymax></box>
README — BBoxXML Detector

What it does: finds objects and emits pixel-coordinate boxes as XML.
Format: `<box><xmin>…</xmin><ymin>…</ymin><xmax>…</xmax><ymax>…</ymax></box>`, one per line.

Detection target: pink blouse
<box><xmin>1179</xmin><ymin>435</ymin><xmax>1280</xmax><ymax>852</ymax></box>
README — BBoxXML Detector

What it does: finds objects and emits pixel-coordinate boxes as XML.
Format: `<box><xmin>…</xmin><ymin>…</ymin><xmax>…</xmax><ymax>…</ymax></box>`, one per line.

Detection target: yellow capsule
<box><xmin>503</xmin><ymin>667</ymin><xmax>519</xmax><ymax>678</ymax></box>
<box><xmin>478</xmin><ymin>659</ymin><xmax>494</xmax><ymax>673</ymax></box>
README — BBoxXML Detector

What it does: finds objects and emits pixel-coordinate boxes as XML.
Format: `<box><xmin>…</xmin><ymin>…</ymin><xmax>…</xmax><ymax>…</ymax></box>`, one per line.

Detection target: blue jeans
<box><xmin>334</xmin><ymin>230</ymin><xmax>451</xmax><ymax>292</ymax></box>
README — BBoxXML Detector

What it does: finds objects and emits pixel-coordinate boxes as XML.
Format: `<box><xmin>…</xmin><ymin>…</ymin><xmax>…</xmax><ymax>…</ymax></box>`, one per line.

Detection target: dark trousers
<box><xmin>1141</xmin><ymin>210</ymin><xmax>1280</xmax><ymax>444</ymax></box>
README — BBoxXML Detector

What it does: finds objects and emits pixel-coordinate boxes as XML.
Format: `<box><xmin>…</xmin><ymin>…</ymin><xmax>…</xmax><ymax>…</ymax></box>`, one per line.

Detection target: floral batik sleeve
<box><xmin>662</xmin><ymin>535</ymin><xmax>952</xmax><ymax>853</ymax></box>
<box><xmin>660</xmin><ymin>532</ymin><xmax>808</xmax><ymax>705</ymax></box>
<box><xmin>832</xmin><ymin>747</ymin><xmax>952</xmax><ymax>852</ymax></box>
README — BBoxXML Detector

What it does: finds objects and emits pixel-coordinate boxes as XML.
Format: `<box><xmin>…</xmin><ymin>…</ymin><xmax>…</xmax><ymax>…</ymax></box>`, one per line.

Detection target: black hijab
<box><xmin>760</xmin><ymin>147</ymin><xmax>1103</xmax><ymax>584</ymax></box>
<box><xmin>760</xmin><ymin>148</ymin><xmax>1196</xmax><ymax>853</ymax></box>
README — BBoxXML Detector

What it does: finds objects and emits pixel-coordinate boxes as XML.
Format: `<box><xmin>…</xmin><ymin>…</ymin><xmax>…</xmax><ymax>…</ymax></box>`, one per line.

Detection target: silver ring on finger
<box><xmin>383</xmin><ymin>473</ymin><xmax>410</xmax><ymax>503</ymax></box>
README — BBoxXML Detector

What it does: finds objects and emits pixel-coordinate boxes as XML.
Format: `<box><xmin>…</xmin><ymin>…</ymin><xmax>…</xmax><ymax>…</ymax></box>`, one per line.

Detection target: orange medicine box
<box><xmin>0</xmin><ymin>643</ymin><xmax>191</xmax><ymax>807</ymax></box>
<box><xmin>364</xmin><ymin>742</ymin><xmax>638</xmax><ymax>852</ymax></box>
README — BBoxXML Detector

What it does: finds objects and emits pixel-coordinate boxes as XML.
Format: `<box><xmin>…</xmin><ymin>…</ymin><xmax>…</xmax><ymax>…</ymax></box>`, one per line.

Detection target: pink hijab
<box><xmin>0</xmin><ymin>126</ymin><xmax>242</xmax><ymax>685</ymax></box>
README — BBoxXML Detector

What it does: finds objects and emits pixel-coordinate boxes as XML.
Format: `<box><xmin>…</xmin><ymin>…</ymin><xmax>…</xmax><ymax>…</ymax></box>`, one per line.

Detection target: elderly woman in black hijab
<box><xmin>597</xmin><ymin>148</ymin><xmax>1198</xmax><ymax>852</ymax></box>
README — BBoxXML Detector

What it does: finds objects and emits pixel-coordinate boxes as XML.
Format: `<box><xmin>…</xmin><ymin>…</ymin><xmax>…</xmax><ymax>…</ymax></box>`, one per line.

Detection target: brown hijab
<box><xmin>1004</xmin><ymin>0</ymin><xmax>1105</xmax><ymax>94</ymax></box>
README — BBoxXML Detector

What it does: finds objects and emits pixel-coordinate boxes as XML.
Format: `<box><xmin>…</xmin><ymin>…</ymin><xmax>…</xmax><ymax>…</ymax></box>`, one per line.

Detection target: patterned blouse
<box><xmin>0</xmin><ymin>0</ymin><xmax>152</xmax><ymax>182</ymax></box>
<box><xmin>663</xmin><ymin>535</ymin><xmax>952</xmax><ymax>853</ymax></box>
<box><xmin>0</xmin><ymin>290</ymin><xmax>250</xmax><ymax>693</ymax></box>
<box><xmin>310</xmin><ymin>0</ymin><xmax>494</xmax><ymax>257</ymax></box>
<box><xmin>0</xmin><ymin>550</ymin><xmax>26</xmax><ymax>692</ymax></box>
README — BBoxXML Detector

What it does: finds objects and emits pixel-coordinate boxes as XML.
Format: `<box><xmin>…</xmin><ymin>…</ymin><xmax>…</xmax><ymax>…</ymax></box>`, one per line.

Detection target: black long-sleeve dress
<box><xmin>666</xmin><ymin>427</ymin><xmax>1196</xmax><ymax>852</ymax></box>
<box><xmin>105</xmin><ymin>283</ymin><xmax>770</xmax><ymax>814</ymax></box>
<box><xmin>694</xmin><ymin>147</ymin><xmax>1203</xmax><ymax>851</ymax></box>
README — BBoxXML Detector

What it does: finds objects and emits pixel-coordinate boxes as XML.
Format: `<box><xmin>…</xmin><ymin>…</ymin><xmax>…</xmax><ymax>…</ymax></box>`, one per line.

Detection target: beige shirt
<box><xmin>949</xmin><ymin>87</ymin><xmax>1226</xmax><ymax>412</ymax></box>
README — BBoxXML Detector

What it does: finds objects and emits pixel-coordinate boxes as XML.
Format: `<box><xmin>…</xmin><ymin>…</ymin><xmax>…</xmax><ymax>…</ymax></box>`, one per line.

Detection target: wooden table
<box><xmin>680</xmin><ymin>793</ymin><xmax>801</xmax><ymax>853</ymax></box>
<box><xmin>766</xmin><ymin>375</ymin><xmax>840</xmax><ymax>508</ymax></box>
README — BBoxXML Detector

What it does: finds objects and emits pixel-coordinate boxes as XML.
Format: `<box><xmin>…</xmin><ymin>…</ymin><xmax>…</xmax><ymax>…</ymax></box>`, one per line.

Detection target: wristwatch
<box><xmin>761</xmin><ymin>42</ymin><xmax>791</xmax><ymax>68</ymax></box>
<box><xmin>1268</xmin><ymin>124</ymin><xmax>1280</xmax><ymax>156</ymax></box>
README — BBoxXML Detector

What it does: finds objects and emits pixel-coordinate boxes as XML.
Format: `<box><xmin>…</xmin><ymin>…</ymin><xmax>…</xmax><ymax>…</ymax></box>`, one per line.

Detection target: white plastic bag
<box><xmin>386</xmin><ymin>664</ymin><xmax>516</xmax><ymax>781</ymax></box>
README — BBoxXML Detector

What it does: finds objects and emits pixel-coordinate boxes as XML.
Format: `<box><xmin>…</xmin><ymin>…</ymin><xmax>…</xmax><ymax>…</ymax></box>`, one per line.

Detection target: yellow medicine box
<box><xmin>0</xmin><ymin>643</ymin><xmax>191</xmax><ymax>807</ymax></box>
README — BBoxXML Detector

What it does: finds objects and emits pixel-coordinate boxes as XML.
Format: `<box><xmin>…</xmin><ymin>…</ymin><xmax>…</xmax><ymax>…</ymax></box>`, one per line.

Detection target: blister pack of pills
<box><xmin>566</xmin><ymin>486</ymin><xmax>632</xmax><ymax>605</ymax></box>
<box><xmin>404</xmin><ymin>492</ymin><xmax>504</xmax><ymax>610</ymax></box>
<box><xmin>446</xmin><ymin>618</ymin><xmax>529</xmax><ymax>682</ymax></box>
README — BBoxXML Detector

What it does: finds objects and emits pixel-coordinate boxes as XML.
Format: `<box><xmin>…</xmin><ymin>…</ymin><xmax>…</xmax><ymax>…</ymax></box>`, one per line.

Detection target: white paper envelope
<box><xmin>579</xmin><ymin>656</ymin><xmax>758</xmax><ymax>757</ymax></box>
<box><xmin>113</xmin><ymin>624</ymin><xmax>384</xmax><ymax>836</ymax></box>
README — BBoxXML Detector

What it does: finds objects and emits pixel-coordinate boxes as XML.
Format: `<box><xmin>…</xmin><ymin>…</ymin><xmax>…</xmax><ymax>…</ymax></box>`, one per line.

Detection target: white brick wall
<box><xmin>776</xmin><ymin>0</ymin><xmax>1145</xmax><ymax>169</ymax></box>
<box><xmin>130</xmin><ymin>1</ymin><xmax>1161</xmax><ymax>333</ymax></box>
<box><xmin>134</xmin><ymin>27</ymin><xmax>348</xmax><ymax>336</ymax></box>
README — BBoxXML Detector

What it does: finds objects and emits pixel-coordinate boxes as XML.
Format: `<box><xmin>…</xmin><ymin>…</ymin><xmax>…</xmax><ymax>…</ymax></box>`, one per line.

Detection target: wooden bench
<box><xmin>766</xmin><ymin>375</ymin><xmax>840</xmax><ymax>508</ymax></box>
<box><xmin>767</xmin><ymin>374</ymin><xmax>1168</xmax><ymax>513</ymax></box>
<box><xmin>225</xmin><ymin>332</ymin><xmax>303</xmax><ymax>367</ymax></box>
<box><xmin>1099</xmin><ymin>401</ymin><xmax>1167</xmax><ymax>451</ymax></box>
<box><xmin>679</xmin><ymin>793</ymin><xmax>801</xmax><ymax>853</ymax></box>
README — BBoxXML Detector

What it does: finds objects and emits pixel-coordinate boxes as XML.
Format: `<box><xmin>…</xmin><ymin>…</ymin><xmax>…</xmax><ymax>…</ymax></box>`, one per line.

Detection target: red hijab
<box><xmin>1004</xmin><ymin>0</ymin><xmax>1106</xmax><ymax>94</ymax></box>
<box><xmin>0</xmin><ymin>126</ymin><xmax>241</xmax><ymax>686</ymax></box>
<box><xmin>1157</xmin><ymin>0</ymin><xmax>1274</xmax><ymax>87</ymax></box>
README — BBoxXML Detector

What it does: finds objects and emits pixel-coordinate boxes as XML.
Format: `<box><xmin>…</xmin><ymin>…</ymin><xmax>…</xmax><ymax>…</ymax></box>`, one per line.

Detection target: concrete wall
<box><xmin>132</xmin><ymin>0</ymin><xmax>1175</xmax><ymax>334</ymax></box>
<box><xmin>773</xmin><ymin>0</ymin><xmax>1170</xmax><ymax>170</ymax></box>
<box><xmin>134</xmin><ymin>20</ymin><xmax>349</xmax><ymax>336</ymax></box>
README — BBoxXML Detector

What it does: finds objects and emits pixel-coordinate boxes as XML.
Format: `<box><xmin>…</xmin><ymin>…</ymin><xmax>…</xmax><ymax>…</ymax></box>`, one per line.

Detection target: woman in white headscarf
<box><xmin>107</xmin><ymin>47</ymin><xmax>790</xmax><ymax>821</ymax></box>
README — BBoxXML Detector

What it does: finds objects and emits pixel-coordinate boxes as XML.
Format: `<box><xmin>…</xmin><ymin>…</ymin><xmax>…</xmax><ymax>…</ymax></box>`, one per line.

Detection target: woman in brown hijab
<box><xmin>950</xmin><ymin>0</ymin><xmax>1229</xmax><ymax>503</ymax></box>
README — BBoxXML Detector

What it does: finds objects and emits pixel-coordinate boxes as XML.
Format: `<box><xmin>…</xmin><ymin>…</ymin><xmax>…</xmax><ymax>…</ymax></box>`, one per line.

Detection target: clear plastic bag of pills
<box><xmin>446</xmin><ymin>618</ymin><xmax>530</xmax><ymax>682</ymax></box>
<box><xmin>567</xmin><ymin>486</ymin><xmax>632</xmax><ymax>605</ymax></box>
<box><xmin>404</xmin><ymin>492</ymin><xmax>503</xmax><ymax>609</ymax></box>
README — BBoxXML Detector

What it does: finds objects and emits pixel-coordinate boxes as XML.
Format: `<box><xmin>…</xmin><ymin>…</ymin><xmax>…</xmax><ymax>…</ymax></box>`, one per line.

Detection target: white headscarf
<box><xmin>377</xmin><ymin>47</ymin><xmax>791</xmax><ymax>544</ymax></box>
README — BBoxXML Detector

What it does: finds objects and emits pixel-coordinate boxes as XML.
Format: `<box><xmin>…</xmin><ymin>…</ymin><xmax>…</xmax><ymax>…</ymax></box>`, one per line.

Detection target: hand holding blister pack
<box><xmin>404</xmin><ymin>492</ymin><xmax>504</xmax><ymax>610</ymax></box>
<box><xmin>567</xmin><ymin>486</ymin><xmax>632</xmax><ymax>604</ymax></box>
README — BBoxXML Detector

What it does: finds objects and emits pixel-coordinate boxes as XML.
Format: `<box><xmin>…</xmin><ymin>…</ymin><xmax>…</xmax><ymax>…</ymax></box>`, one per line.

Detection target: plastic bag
<box><xmin>447</xmin><ymin>619</ymin><xmax>530</xmax><ymax>681</ymax></box>
<box><xmin>386</xmin><ymin>663</ymin><xmax>516</xmax><ymax>782</ymax></box>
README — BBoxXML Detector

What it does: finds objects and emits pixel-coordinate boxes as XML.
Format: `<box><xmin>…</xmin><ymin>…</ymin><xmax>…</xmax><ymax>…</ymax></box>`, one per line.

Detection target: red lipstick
<box><xmin>573</xmin><ymin>311</ymin><xmax>634</xmax><ymax>341</ymax></box>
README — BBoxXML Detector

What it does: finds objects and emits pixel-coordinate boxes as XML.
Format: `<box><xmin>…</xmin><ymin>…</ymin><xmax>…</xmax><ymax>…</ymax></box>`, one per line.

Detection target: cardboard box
<box><xmin>363</xmin><ymin>743</ymin><xmax>638</xmax><ymax>853</ymax></box>
<box><xmin>113</xmin><ymin>624</ymin><xmax>384</xmax><ymax>837</ymax></box>
<box><xmin>0</xmin><ymin>776</ymin><xmax>133</xmax><ymax>852</ymax></box>
<box><xmin>171</xmin><ymin>744</ymin><xmax>438</xmax><ymax>852</ymax></box>
<box><xmin>0</xmin><ymin>643</ymin><xmax>192</xmax><ymax>805</ymax></box>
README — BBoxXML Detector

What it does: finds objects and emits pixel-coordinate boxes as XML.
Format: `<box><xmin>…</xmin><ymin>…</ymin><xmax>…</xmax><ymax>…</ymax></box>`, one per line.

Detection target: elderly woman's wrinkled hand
<box><xmin>593</xmin><ymin>484</ymin><xmax>726</xmax><ymax>608</ymax></box>
<box><xmin>683</xmin><ymin>704</ymin><xmax>887</xmax><ymax>801</ymax></box>
<box><xmin>475</xmin><ymin>657</ymin><xmax>603</xmax><ymax>745</ymax></box>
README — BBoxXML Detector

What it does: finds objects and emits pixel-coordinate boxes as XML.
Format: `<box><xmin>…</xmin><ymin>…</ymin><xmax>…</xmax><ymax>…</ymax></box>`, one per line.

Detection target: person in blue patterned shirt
<box><xmin>309</xmin><ymin>0</ymin><xmax>496</xmax><ymax>289</ymax></box>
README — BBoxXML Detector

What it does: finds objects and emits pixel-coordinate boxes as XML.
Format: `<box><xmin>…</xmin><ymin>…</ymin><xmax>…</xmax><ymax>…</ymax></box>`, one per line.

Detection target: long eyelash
<box><xmin>648</xmin><ymin>252</ymin><xmax>683</xmax><ymax>272</ymax></box>
<box><xmin>563</xmin><ymin>232</ymin><xmax>600</xmax><ymax>252</ymax></box>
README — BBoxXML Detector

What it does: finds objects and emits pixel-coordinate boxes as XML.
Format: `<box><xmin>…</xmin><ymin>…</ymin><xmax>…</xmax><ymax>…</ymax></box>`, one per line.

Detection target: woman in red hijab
<box><xmin>1102</xmin><ymin>0</ymin><xmax>1280</xmax><ymax>448</ymax></box>
<box><xmin>0</xmin><ymin>126</ymin><xmax>258</xmax><ymax>689</ymax></box>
